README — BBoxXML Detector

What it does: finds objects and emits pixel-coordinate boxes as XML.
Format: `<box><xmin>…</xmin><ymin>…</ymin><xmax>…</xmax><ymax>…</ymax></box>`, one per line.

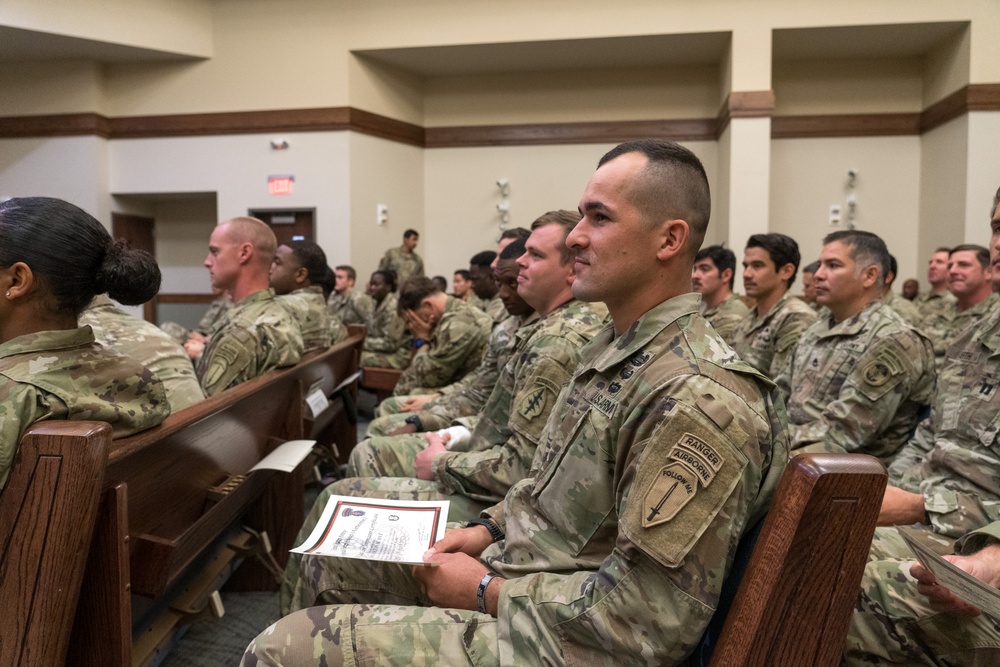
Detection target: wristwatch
<box><xmin>404</xmin><ymin>414</ymin><xmax>424</xmax><ymax>432</ymax></box>
<box><xmin>467</xmin><ymin>517</ymin><xmax>505</xmax><ymax>543</ymax></box>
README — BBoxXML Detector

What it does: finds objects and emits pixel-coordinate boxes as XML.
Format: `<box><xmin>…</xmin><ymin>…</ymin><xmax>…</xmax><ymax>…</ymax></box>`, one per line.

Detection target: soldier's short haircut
<box><xmin>432</xmin><ymin>275</ymin><xmax>448</xmax><ymax>292</ymax></box>
<box><xmin>500</xmin><ymin>227</ymin><xmax>531</xmax><ymax>244</ymax></box>
<box><xmin>372</xmin><ymin>269</ymin><xmax>397</xmax><ymax>292</ymax></box>
<box><xmin>287</xmin><ymin>240</ymin><xmax>328</xmax><ymax>285</ymax></box>
<box><xmin>454</xmin><ymin>269</ymin><xmax>471</xmax><ymax>281</ymax></box>
<box><xmin>403</xmin><ymin>229</ymin><xmax>419</xmax><ymax>239</ymax></box>
<box><xmin>320</xmin><ymin>266</ymin><xmax>337</xmax><ymax>298</ymax></box>
<box><xmin>992</xmin><ymin>185</ymin><xmax>1000</xmax><ymax>215</ymax></box>
<box><xmin>746</xmin><ymin>233</ymin><xmax>802</xmax><ymax>288</ymax></box>
<box><xmin>694</xmin><ymin>245</ymin><xmax>737</xmax><ymax>289</ymax></box>
<box><xmin>0</xmin><ymin>196</ymin><xmax>161</xmax><ymax>316</ymax></box>
<box><xmin>499</xmin><ymin>238</ymin><xmax>527</xmax><ymax>261</ymax></box>
<box><xmin>336</xmin><ymin>265</ymin><xmax>357</xmax><ymax>282</ymax></box>
<box><xmin>469</xmin><ymin>251</ymin><xmax>497</xmax><ymax>269</ymax></box>
<box><xmin>397</xmin><ymin>276</ymin><xmax>441</xmax><ymax>312</ymax></box>
<box><xmin>220</xmin><ymin>217</ymin><xmax>277</xmax><ymax>266</ymax></box>
<box><xmin>949</xmin><ymin>243</ymin><xmax>990</xmax><ymax>269</ymax></box>
<box><xmin>803</xmin><ymin>260</ymin><xmax>820</xmax><ymax>275</ymax></box>
<box><xmin>934</xmin><ymin>246</ymin><xmax>952</xmax><ymax>255</ymax></box>
<box><xmin>597</xmin><ymin>139</ymin><xmax>711</xmax><ymax>256</ymax></box>
<box><xmin>822</xmin><ymin>230</ymin><xmax>890</xmax><ymax>282</ymax></box>
<box><xmin>886</xmin><ymin>254</ymin><xmax>898</xmax><ymax>285</ymax></box>
<box><xmin>530</xmin><ymin>209</ymin><xmax>579</xmax><ymax>266</ymax></box>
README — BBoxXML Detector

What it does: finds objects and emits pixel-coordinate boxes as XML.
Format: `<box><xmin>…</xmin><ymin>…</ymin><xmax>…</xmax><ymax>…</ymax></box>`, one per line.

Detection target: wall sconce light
<box><xmin>271</xmin><ymin>139</ymin><xmax>289</xmax><ymax>150</ymax></box>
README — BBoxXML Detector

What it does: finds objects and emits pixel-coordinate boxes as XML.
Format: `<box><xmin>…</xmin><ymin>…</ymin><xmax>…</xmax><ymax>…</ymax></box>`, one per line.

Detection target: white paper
<box><xmin>249</xmin><ymin>439</ymin><xmax>315</xmax><ymax>473</ymax></box>
<box><xmin>898</xmin><ymin>526</ymin><xmax>1000</xmax><ymax>618</ymax></box>
<box><xmin>292</xmin><ymin>495</ymin><xmax>449</xmax><ymax>565</ymax></box>
<box><xmin>305</xmin><ymin>387</ymin><xmax>330</xmax><ymax>417</ymax></box>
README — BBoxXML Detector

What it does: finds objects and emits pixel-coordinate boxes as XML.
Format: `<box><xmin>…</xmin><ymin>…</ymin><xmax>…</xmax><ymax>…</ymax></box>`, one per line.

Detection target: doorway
<box><xmin>249</xmin><ymin>209</ymin><xmax>315</xmax><ymax>246</ymax></box>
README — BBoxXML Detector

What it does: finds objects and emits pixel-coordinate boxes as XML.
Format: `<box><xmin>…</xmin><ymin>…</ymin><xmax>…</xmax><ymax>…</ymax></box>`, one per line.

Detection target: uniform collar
<box><xmin>588</xmin><ymin>293</ymin><xmax>700</xmax><ymax>373</ymax></box>
<box><xmin>0</xmin><ymin>326</ymin><xmax>96</xmax><ymax>359</ymax></box>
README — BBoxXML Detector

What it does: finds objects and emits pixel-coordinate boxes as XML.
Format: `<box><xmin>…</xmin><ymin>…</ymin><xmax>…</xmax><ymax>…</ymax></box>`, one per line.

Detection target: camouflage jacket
<box><xmin>361</xmin><ymin>293</ymin><xmax>412</xmax><ymax>367</ymax></box>
<box><xmin>883</xmin><ymin>291</ymin><xmax>923</xmax><ymax>328</ymax></box>
<box><xmin>889</xmin><ymin>301</ymin><xmax>1000</xmax><ymax>539</ymax></box>
<box><xmin>393</xmin><ymin>296</ymin><xmax>492</xmax><ymax>396</ymax></box>
<box><xmin>197</xmin><ymin>294</ymin><xmax>233</xmax><ymax>335</ymax></box>
<box><xmin>916</xmin><ymin>289</ymin><xmax>957</xmax><ymax>328</ymax></box>
<box><xmin>480</xmin><ymin>293</ymin><xmax>789</xmax><ymax>665</ymax></box>
<box><xmin>378</xmin><ymin>247</ymin><xmax>424</xmax><ymax>287</ymax></box>
<box><xmin>196</xmin><ymin>289</ymin><xmax>304</xmax><ymax>396</ymax></box>
<box><xmin>923</xmin><ymin>293</ymin><xmax>999</xmax><ymax>367</ymax></box>
<box><xmin>700</xmin><ymin>293</ymin><xmax>750</xmax><ymax>346</ymax></box>
<box><xmin>80</xmin><ymin>295</ymin><xmax>205</xmax><ymax>412</ymax></box>
<box><xmin>0</xmin><ymin>327</ymin><xmax>170</xmax><ymax>489</ymax></box>
<box><xmin>430</xmin><ymin>300</ymin><xmax>605</xmax><ymax>504</ymax></box>
<box><xmin>485</xmin><ymin>295</ymin><xmax>507</xmax><ymax>324</ymax></box>
<box><xmin>327</xmin><ymin>288</ymin><xmax>374</xmax><ymax>327</ymax></box>
<box><xmin>277</xmin><ymin>285</ymin><xmax>347</xmax><ymax>353</ymax></box>
<box><xmin>732</xmin><ymin>292</ymin><xmax>816</xmax><ymax>382</ymax></box>
<box><xmin>779</xmin><ymin>300</ymin><xmax>935</xmax><ymax>462</ymax></box>
<box><xmin>418</xmin><ymin>313</ymin><xmax>537</xmax><ymax>431</ymax></box>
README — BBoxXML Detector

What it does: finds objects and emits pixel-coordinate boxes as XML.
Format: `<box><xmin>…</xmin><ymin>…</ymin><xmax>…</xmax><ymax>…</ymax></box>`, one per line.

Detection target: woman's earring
<box><xmin>4</xmin><ymin>291</ymin><xmax>10</xmax><ymax>298</ymax></box>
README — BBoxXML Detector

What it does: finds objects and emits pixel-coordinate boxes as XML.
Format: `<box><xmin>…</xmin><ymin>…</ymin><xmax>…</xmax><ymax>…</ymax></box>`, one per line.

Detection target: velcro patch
<box><xmin>642</xmin><ymin>463</ymin><xmax>698</xmax><ymax>527</ymax></box>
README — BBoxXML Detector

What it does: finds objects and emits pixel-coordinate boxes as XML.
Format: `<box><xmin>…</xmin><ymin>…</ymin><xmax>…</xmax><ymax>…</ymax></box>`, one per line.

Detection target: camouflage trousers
<box><xmin>843</xmin><ymin>555</ymin><xmax>1000</xmax><ymax>666</ymax></box>
<box><xmin>242</xmin><ymin>603</ymin><xmax>499</xmax><ymax>667</ymax></box>
<box><xmin>346</xmin><ymin>435</ymin><xmax>425</xmax><ymax>478</ymax></box>
<box><xmin>360</xmin><ymin>349</ymin><xmax>410</xmax><ymax>370</ymax></box>
<box><xmin>366</xmin><ymin>410</ymin><xmax>411</xmax><ymax>436</ymax></box>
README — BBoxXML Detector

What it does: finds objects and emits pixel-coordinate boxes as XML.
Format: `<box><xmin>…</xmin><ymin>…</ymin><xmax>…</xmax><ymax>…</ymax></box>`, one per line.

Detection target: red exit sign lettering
<box><xmin>269</xmin><ymin>176</ymin><xmax>294</xmax><ymax>195</ymax></box>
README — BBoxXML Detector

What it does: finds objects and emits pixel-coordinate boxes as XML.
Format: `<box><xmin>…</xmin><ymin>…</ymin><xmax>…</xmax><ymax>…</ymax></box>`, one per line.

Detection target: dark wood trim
<box><xmin>109</xmin><ymin>107</ymin><xmax>352</xmax><ymax>138</ymax></box>
<box><xmin>0</xmin><ymin>112</ymin><xmax>111</xmax><ymax>138</ymax></box>
<box><xmin>920</xmin><ymin>83</ymin><xmax>1000</xmax><ymax>132</ymax></box>
<box><xmin>425</xmin><ymin>118</ymin><xmax>717</xmax><ymax>147</ymax></box>
<box><xmin>772</xmin><ymin>113</ymin><xmax>921</xmax><ymax>139</ymax></box>
<box><xmin>348</xmin><ymin>108</ymin><xmax>424</xmax><ymax>146</ymax></box>
<box><xmin>716</xmin><ymin>91</ymin><xmax>775</xmax><ymax>136</ymax></box>
<box><xmin>155</xmin><ymin>293</ymin><xmax>217</xmax><ymax>304</ymax></box>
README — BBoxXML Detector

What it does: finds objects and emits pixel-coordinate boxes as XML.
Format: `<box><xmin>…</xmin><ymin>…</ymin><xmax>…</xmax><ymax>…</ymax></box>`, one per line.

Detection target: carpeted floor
<box><xmin>158</xmin><ymin>390</ymin><xmax>376</xmax><ymax>666</ymax></box>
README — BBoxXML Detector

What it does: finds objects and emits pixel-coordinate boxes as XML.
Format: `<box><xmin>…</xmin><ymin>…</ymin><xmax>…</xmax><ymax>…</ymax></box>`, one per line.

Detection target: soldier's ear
<box><xmin>655</xmin><ymin>219</ymin><xmax>689</xmax><ymax>262</ymax></box>
<box><xmin>861</xmin><ymin>264</ymin><xmax>880</xmax><ymax>289</ymax></box>
<box><xmin>2</xmin><ymin>262</ymin><xmax>35</xmax><ymax>300</ymax></box>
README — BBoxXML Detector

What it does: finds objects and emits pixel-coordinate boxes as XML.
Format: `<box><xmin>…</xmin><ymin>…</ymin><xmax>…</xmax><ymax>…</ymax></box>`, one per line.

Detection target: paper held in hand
<box><xmin>292</xmin><ymin>495</ymin><xmax>449</xmax><ymax>566</ymax></box>
<box><xmin>898</xmin><ymin>526</ymin><xmax>1000</xmax><ymax>619</ymax></box>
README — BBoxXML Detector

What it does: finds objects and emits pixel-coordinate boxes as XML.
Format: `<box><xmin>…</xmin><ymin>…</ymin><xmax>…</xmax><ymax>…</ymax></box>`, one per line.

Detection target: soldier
<box><xmin>270</xmin><ymin>240</ymin><xmax>348</xmax><ymax>352</ymax></box>
<box><xmin>0</xmin><ymin>197</ymin><xmax>169</xmax><ymax>489</ymax></box>
<box><xmin>358</xmin><ymin>270</ymin><xmax>411</xmax><ymax>369</ymax></box>
<box><xmin>327</xmin><ymin>265</ymin><xmax>374</xmax><ymax>326</ymax></box>
<box><xmin>489</xmin><ymin>227</ymin><xmax>531</xmax><ymax>270</ymax></box>
<box><xmin>243</xmin><ymin>139</ymin><xmax>788</xmax><ymax>667</ymax></box>
<box><xmin>777</xmin><ymin>230</ymin><xmax>934</xmax><ymax>463</ymax></box>
<box><xmin>392</xmin><ymin>277</ymin><xmax>493</xmax><ymax>396</ymax></box>
<box><xmin>280</xmin><ymin>211</ymin><xmax>606</xmax><ymax>613</ymax></box>
<box><xmin>365</xmin><ymin>239</ymin><xmax>536</xmax><ymax>438</ymax></box>
<box><xmin>195</xmin><ymin>217</ymin><xmax>304</xmax><ymax>396</ymax></box>
<box><xmin>902</xmin><ymin>278</ymin><xmax>920</xmax><ymax>301</ymax></box>
<box><xmin>922</xmin><ymin>244</ymin><xmax>997</xmax><ymax>366</ymax></box>
<box><xmin>80</xmin><ymin>295</ymin><xmax>205</xmax><ymax>412</ymax></box>
<box><xmin>732</xmin><ymin>233</ymin><xmax>817</xmax><ymax>382</ymax></box>
<box><xmin>842</xmin><ymin>187</ymin><xmax>1000</xmax><ymax>666</ymax></box>
<box><xmin>882</xmin><ymin>254</ymin><xmax>924</xmax><ymax>327</ymax></box>
<box><xmin>452</xmin><ymin>269</ymin><xmax>472</xmax><ymax>300</ymax></box>
<box><xmin>801</xmin><ymin>260</ymin><xmax>820</xmax><ymax>307</ymax></box>
<box><xmin>466</xmin><ymin>251</ymin><xmax>507</xmax><ymax>322</ymax></box>
<box><xmin>915</xmin><ymin>246</ymin><xmax>957</xmax><ymax>323</ymax></box>
<box><xmin>692</xmin><ymin>244</ymin><xmax>749</xmax><ymax>345</ymax></box>
<box><xmin>378</xmin><ymin>228</ymin><xmax>424</xmax><ymax>288</ymax></box>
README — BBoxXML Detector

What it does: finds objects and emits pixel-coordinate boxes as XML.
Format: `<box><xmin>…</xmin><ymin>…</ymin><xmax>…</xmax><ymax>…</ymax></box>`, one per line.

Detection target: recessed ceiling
<box><xmin>773</xmin><ymin>22</ymin><xmax>967</xmax><ymax>62</ymax></box>
<box><xmin>354</xmin><ymin>32</ymin><xmax>732</xmax><ymax>77</ymax></box>
<box><xmin>0</xmin><ymin>25</ymin><xmax>202</xmax><ymax>63</ymax></box>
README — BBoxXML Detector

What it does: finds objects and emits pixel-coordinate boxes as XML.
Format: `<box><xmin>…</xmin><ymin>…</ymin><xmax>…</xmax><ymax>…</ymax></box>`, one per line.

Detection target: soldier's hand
<box><xmin>911</xmin><ymin>545</ymin><xmax>1000</xmax><ymax>618</ymax></box>
<box><xmin>402</xmin><ymin>394</ymin><xmax>439</xmax><ymax>411</ymax></box>
<box><xmin>415</xmin><ymin>550</ymin><xmax>502</xmax><ymax>614</ymax></box>
<box><xmin>387</xmin><ymin>423</ymin><xmax>418</xmax><ymax>436</ymax></box>
<box><xmin>428</xmin><ymin>526</ymin><xmax>493</xmax><ymax>557</ymax></box>
<box><xmin>415</xmin><ymin>436</ymin><xmax>448</xmax><ymax>480</ymax></box>
<box><xmin>877</xmin><ymin>486</ymin><xmax>925</xmax><ymax>526</ymax></box>
<box><xmin>184</xmin><ymin>338</ymin><xmax>206</xmax><ymax>360</ymax></box>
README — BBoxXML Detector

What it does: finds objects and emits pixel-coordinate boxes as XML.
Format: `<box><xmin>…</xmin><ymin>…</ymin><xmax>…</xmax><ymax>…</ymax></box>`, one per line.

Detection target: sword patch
<box><xmin>642</xmin><ymin>463</ymin><xmax>697</xmax><ymax>528</ymax></box>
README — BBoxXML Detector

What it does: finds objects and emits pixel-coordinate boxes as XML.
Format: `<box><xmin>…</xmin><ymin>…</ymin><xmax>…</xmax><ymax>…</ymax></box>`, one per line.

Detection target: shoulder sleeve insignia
<box><xmin>862</xmin><ymin>360</ymin><xmax>891</xmax><ymax>386</ymax></box>
<box><xmin>643</xmin><ymin>432</ymin><xmax>726</xmax><ymax>528</ymax></box>
<box><xmin>518</xmin><ymin>385</ymin><xmax>548</xmax><ymax>421</ymax></box>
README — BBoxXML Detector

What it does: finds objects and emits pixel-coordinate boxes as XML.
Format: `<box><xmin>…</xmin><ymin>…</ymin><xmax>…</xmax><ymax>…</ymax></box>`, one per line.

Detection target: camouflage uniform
<box><xmin>246</xmin><ymin>293</ymin><xmax>790</xmax><ymax>667</ymax></box>
<box><xmin>923</xmin><ymin>293</ymin><xmax>999</xmax><ymax>369</ymax></box>
<box><xmin>700</xmin><ymin>293</ymin><xmax>750</xmax><ymax>346</ymax></box>
<box><xmin>485</xmin><ymin>295</ymin><xmax>507</xmax><ymax>324</ymax></box>
<box><xmin>732</xmin><ymin>292</ymin><xmax>817</xmax><ymax>382</ymax></box>
<box><xmin>359</xmin><ymin>293</ymin><xmax>412</xmax><ymax>369</ymax></box>
<box><xmin>884</xmin><ymin>291</ymin><xmax>924</xmax><ymax>329</ymax></box>
<box><xmin>378</xmin><ymin>247</ymin><xmax>424</xmax><ymax>287</ymax></box>
<box><xmin>778</xmin><ymin>300</ymin><xmax>935</xmax><ymax>463</ymax></box>
<box><xmin>159</xmin><ymin>294</ymin><xmax>233</xmax><ymax>344</ymax></box>
<box><xmin>393</xmin><ymin>297</ymin><xmax>492</xmax><ymax>396</ymax></box>
<box><xmin>367</xmin><ymin>313</ymin><xmax>534</xmax><ymax>437</ymax></box>
<box><xmin>80</xmin><ymin>295</ymin><xmax>205</xmax><ymax>412</ymax></box>
<box><xmin>276</xmin><ymin>285</ymin><xmax>347</xmax><ymax>353</ymax></box>
<box><xmin>916</xmin><ymin>289</ymin><xmax>957</xmax><ymax>326</ymax></box>
<box><xmin>844</xmin><ymin>521</ymin><xmax>1000</xmax><ymax>666</ymax></box>
<box><xmin>327</xmin><ymin>288</ymin><xmax>374</xmax><ymax>327</ymax></box>
<box><xmin>195</xmin><ymin>289</ymin><xmax>304</xmax><ymax>396</ymax></box>
<box><xmin>464</xmin><ymin>293</ymin><xmax>489</xmax><ymax>312</ymax></box>
<box><xmin>0</xmin><ymin>327</ymin><xmax>170</xmax><ymax>489</ymax></box>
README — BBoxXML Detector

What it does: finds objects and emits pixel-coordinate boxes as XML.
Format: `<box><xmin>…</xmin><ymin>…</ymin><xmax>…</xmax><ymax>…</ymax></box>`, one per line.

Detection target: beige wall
<box><xmin>151</xmin><ymin>196</ymin><xmax>218</xmax><ymax>293</ymax></box>
<box><xmin>773</xmin><ymin>58</ymin><xmax>923</xmax><ymax>115</ymax></box>
<box><xmin>918</xmin><ymin>116</ymin><xmax>968</xmax><ymax>277</ymax></box>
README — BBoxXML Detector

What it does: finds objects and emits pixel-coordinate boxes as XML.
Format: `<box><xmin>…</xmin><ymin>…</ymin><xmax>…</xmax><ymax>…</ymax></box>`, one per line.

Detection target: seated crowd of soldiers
<box><xmin>2</xmin><ymin>139</ymin><xmax>1000</xmax><ymax>666</ymax></box>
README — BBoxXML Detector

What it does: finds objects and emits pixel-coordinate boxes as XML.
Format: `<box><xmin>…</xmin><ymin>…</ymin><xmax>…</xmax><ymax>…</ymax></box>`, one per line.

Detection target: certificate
<box><xmin>292</xmin><ymin>496</ymin><xmax>449</xmax><ymax>565</ymax></box>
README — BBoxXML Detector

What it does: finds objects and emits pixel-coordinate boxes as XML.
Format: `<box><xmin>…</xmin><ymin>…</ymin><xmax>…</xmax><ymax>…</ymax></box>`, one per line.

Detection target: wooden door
<box><xmin>111</xmin><ymin>213</ymin><xmax>157</xmax><ymax>322</ymax></box>
<box><xmin>249</xmin><ymin>209</ymin><xmax>315</xmax><ymax>246</ymax></box>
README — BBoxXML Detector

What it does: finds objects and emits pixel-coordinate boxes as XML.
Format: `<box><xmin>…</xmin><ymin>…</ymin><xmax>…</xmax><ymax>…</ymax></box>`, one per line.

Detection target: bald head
<box><xmin>219</xmin><ymin>217</ymin><xmax>277</xmax><ymax>268</ymax></box>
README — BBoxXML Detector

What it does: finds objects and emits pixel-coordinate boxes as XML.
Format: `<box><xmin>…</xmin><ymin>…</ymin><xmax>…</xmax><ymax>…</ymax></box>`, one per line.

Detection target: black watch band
<box><xmin>404</xmin><ymin>414</ymin><xmax>424</xmax><ymax>431</ymax></box>
<box><xmin>467</xmin><ymin>518</ymin><xmax>505</xmax><ymax>543</ymax></box>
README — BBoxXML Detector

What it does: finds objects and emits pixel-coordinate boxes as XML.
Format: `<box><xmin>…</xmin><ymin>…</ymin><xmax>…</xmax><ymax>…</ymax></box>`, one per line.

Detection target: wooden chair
<box><xmin>0</xmin><ymin>421</ymin><xmax>111</xmax><ymax>667</ymax></box>
<box><xmin>360</xmin><ymin>366</ymin><xmax>404</xmax><ymax>403</ymax></box>
<box><xmin>700</xmin><ymin>453</ymin><xmax>887</xmax><ymax>667</ymax></box>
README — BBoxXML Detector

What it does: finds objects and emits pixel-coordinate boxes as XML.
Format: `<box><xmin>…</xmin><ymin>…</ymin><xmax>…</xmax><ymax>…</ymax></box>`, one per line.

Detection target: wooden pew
<box><xmin>698</xmin><ymin>453</ymin><xmax>887</xmax><ymax>667</ymax></box>
<box><xmin>0</xmin><ymin>422</ymin><xmax>111</xmax><ymax>667</ymax></box>
<box><xmin>65</xmin><ymin>335</ymin><xmax>362</xmax><ymax>667</ymax></box>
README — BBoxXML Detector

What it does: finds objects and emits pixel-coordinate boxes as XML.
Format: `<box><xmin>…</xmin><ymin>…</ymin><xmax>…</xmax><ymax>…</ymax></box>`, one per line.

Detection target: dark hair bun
<box><xmin>95</xmin><ymin>239</ymin><xmax>162</xmax><ymax>305</ymax></box>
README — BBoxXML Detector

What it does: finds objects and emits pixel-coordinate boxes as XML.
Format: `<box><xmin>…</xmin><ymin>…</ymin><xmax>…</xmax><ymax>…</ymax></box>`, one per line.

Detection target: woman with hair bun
<box><xmin>0</xmin><ymin>197</ymin><xmax>170</xmax><ymax>489</ymax></box>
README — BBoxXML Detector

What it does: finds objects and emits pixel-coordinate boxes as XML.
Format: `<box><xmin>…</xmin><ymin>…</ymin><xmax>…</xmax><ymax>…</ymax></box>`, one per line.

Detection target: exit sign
<box><xmin>269</xmin><ymin>176</ymin><xmax>294</xmax><ymax>195</ymax></box>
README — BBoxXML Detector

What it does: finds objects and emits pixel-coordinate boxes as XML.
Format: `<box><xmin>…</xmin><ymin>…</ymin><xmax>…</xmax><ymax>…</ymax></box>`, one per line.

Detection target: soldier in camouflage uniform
<box><xmin>733</xmin><ymin>233</ymin><xmax>817</xmax><ymax>382</ymax></box>
<box><xmin>916</xmin><ymin>246</ymin><xmax>957</xmax><ymax>324</ymax></box>
<box><xmin>882</xmin><ymin>254</ymin><xmax>924</xmax><ymax>327</ymax></box>
<box><xmin>159</xmin><ymin>291</ymin><xmax>233</xmax><ymax>346</ymax></box>
<box><xmin>692</xmin><ymin>244</ymin><xmax>750</xmax><ymax>345</ymax></box>
<box><xmin>243</xmin><ymin>140</ymin><xmax>789</xmax><ymax>667</ymax></box>
<box><xmin>842</xmin><ymin>189</ymin><xmax>1000</xmax><ymax>666</ymax></box>
<box><xmin>195</xmin><ymin>217</ymin><xmax>304</xmax><ymax>396</ymax></box>
<box><xmin>392</xmin><ymin>278</ymin><xmax>493</xmax><ymax>396</ymax></box>
<box><xmin>0</xmin><ymin>196</ymin><xmax>171</xmax><ymax>490</ymax></box>
<box><xmin>81</xmin><ymin>295</ymin><xmax>205</xmax><ymax>412</ymax></box>
<box><xmin>366</xmin><ymin>240</ymin><xmax>536</xmax><ymax>437</ymax></box>
<box><xmin>378</xmin><ymin>229</ymin><xmax>424</xmax><ymax>288</ymax></box>
<box><xmin>359</xmin><ymin>270</ymin><xmax>412</xmax><ymax>369</ymax></box>
<box><xmin>270</xmin><ymin>241</ymin><xmax>347</xmax><ymax>352</ymax></box>
<box><xmin>777</xmin><ymin>231</ymin><xmax>934</xmax><ymax>464</ymax></box>
<box><xmin>327</xmin><ymin>265</ymin><xmax>373</xmax><ymax>326</ymax></box>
